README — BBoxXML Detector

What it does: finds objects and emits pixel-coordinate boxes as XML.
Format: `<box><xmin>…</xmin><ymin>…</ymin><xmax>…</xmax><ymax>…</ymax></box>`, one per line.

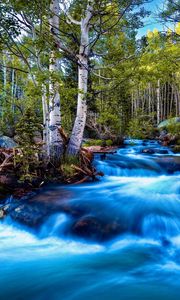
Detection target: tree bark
<box><xmin>49</xmin><ymin>0</ymin><xmax>64</xmax><ymax>160</ymax></box>
<box><xmin>157</xmin><ymin>79</ymin><xmax>160</xmax><ymax>125</ymax></box>
<box><xmin>2</xmin><ymin>53</ymin><xmax>7</xmax><ymax>120</ymax></box>
<box><xmin>148</xmin><ymin>82</ymin><xmax>151</xmax><ymax>114</ymax></box>
<box><xmin>67</xmin><ymin>1</ymin><xmax>94</xmax><ymax>155</ymax></box>
<box><xmin>42</xmin><ymin>84</ymin><xmax>50</xmax><ymax>156</ymax></box>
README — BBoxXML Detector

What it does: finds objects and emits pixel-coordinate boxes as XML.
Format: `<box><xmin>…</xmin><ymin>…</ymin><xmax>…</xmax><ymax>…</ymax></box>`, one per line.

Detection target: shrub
<box><xmin>127</xmin><ymin>116</ymin><xmax>154</xmax><ymax>139</ymax></box>
<box><xmin>83</xmin><ymin>139</ymin><xmax>103</xmax><ymax>147</ymax></box>
<box><xmin>167</xmin><ymin>121</ymin><xmax>180</xmax><ymax>136</ymax></box>
<box><xmin>106</xmin><ymin>139</ymin><xmax>113</xmax><ymax>146</ymax></box>
<box><xmin>15</xmin><ymin>107</ymin><xmax>42</xmax><ymax>182</ymax></box>
<box><xmin>60</xmin><ymin>155</ymin><xmax>80</xmax><ymax>178</ymax></box>
<box><xmin>127</xmin><ymin>118</ymin><xmax>154</xmax><ymax>139</ymax></box>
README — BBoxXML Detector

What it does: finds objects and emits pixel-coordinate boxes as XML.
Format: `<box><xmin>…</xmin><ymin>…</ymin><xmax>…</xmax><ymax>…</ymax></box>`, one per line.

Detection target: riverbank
<box><xmin>1</xmin><ymin>139</ymin><xmax>180</xmax><ymax>240</ymax></box>
<box><xmin>0</xmin><ymin>139</ymin><xmax>180</xmax><ymax>300</ymax></box>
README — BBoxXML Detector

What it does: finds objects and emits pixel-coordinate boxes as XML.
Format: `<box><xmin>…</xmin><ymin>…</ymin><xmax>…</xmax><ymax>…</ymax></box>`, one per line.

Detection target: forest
<box><xmin>0</xmin><ymin>1</ymin><xmax>180</xmax><ymax>300</ymax></box>
<box><xmin>0</xmin><ymin>0</ymin><xmax>179</xmax><ymax>189</ymax></box>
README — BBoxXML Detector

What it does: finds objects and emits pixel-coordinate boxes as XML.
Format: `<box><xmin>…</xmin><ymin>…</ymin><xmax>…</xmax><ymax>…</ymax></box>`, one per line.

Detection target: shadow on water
<box><xmin>0</xmin><ymin>139</ymin><xmax>180</xmax><ymax>300</ymax></box>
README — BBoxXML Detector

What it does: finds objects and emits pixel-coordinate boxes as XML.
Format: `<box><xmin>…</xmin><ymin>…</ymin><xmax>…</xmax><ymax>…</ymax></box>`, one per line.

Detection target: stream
<box><xmin>0</xmin><ymin>139</ymin><xmax>180</xmax><ymax>300</ymax></box>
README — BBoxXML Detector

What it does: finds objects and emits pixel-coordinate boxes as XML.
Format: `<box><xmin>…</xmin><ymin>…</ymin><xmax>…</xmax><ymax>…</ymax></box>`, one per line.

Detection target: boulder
<box><xmin>8</xmin><ymin>202</ymin><xmax>49</xmax><ymax>227</ymax></box>
<box><xmin>172</xmin><ymin>145</ymin><xmax>180</xmax><ymax>153</ymax></box>
<box><xmin>158</xmin><ymin>117</ymin><xmax>180</xmax><ymax>129</ymax></box>
<box><xmin>155</xmin><ymin>149</ymin><xmax>169</xmax><ymax>154</ymax></box>
<box><xmin>155</xmin><ymin>156</ymin><xmax>180</xmax><ymax>173</ymax></box>
<box><xmin>0</xmin><ymin>136</ymin><xmax>17</xmax><ymax>148</ymax></box>
<box><xmin>33</xmin><ymin>131</ymin><xmax>43</xmax><ymax>144</ymax></box>
<box><xmin>159</xmin><ymin>130</ymin><xmax>168</xmax><ymax>139</ymax></box>
<box><xmin>70</xmin><ymin>215</ymin><xmax>124</xmax><ymax>241</ymax></box>
<box><xmin>141</xmin><ymin>148</ymin><xmax>155</xmax><ymax>154</ymax></box>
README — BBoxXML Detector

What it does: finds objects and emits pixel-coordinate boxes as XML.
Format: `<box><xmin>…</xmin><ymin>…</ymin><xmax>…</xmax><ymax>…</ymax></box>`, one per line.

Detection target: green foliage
<box><xmin>61</xmin><ymin>155</ymin><xmax>80</xmax><ymax>178</ymax></box>
<box><xmin>166</xmin><ymin>121</ymin><xmax>180</xmax><ymax>136</ymax></box>
<box><xmin>97</xmin><ymin>112</ymin><xmax>121</xmax><ymax>134</ymax></box>
<box><xmin>159</xmin><ymin>0</ymin><xmax>180</xmax><ymax>23</ymax></box>
<box><xmin>15</xmin><ymin>107</ymin><xmax>42</xmax><ymax>181</ymax></box>
<box><xmin>105</xmin><ymin>139</ymin><xmax>113</xmax><ymax>146</ymax></box>
<box><xmin>173</xmin><ymin>145</ymin><xmax>180</xmax><ymax>153</ymax></box>
<box><xmin>83</xmin><ymin>139</ymin><xmax>113</xmax><ymax>147</ymax></box>
<box><xmin>83</xmin><ymin>139</ymin><xmax>103</xmax><ymax>147</ymax></box>
<box><xmin>127</xmin><ymin>114</ymin><xmax>155</xmax><ymax>139</ymax></box>
<box><xmin>0</xmin><ymin>0</ymin><xmax>179</xmax><ymax>170</ymax></box>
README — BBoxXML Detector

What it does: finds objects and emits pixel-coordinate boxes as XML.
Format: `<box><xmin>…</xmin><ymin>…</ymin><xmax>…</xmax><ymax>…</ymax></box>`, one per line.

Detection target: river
<box><xmin>0</xmin><ymin>139</ymin><xmax>180</xmax><ymax>300</ymax></box>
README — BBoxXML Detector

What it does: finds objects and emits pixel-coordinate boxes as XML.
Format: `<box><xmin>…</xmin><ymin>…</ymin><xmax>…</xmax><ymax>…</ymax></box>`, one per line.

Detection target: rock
<box><xmin>33</xmin><ymin>136</ymin><xmax>43</xmax><ymax>144</ymax></box>
<box><xmin>158</xmin><ymin>117</ymin><xmax>180</xmax><ymax>129</ymax></box>
<box><xmin>142</xmin><ymin>148</ymin><xmax>169</xmax><ymax>155</ymax></box>
<box><xmin>159</xmin><ymin>130</ymin><xmax>168</xmax><ymax>139</ymax></box>
<box><xmin>0</xmin><ymin>175</ymin><xmax>17</xmax><ymax>187</ymax></box>
<box><xmin>0</xmin><ymin>136</ymin><xmax>17</xmax><ymax>148</ymax></box>
<box><xmin>155</xmin><ymin>156</ymin><xmax>180</xmax><ymax>173</ymax></box>
<box><xmin>33</xmin><ymin>131</ymin><xmax>43</xmax><ymax>144</ymax></box>
<box><xmin>172</xmin><ymin>145</ymin><xmax>180</xmax><ymax>153</ymax></box>
<box><xmin>155</xmin><ymin>149</ymin><xmax>169</xmax><ymax>154</ymax></box>
<box><xmin>71</xmin><ymin>216</ymin><xmax>103</xmax><ymax>240</ymax></box>
<box><xmin>142</xmin><ymin>148</ymin><xmax>155</xmax><ymax>154</ymax></box>
<box><xmin>9</xmin><ymin>202</ymin><xmax>49</xmax><ymax>227</ymax></box>
<box><xmin>70</xmin><ymin>215</ymin><xmax>124</xmax><ymax>241</ymax></box>
<box><xmin>158</xmin><ymin>130</ymin><xmax>177</xmax><ymax>147</ymax></box>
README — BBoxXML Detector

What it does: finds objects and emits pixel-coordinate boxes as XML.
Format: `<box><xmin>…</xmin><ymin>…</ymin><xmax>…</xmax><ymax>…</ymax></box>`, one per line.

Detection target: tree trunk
<box><xmin>67</xmin><ymin>1</ymin><xmax>94</xmax><ymax>155</ymax></box>
<box><xmin>2</xmin><ymin>53</ymin><xmax>7</xmax><ymax>120</ymax></box>
<box><xmin>49</xmin><ymin>0</ymin><xmax>64</xmax><ymax>160</ymax></box>
<box><xmin>131</xmin><ymin>92</ymin><xmax>134</xmax><ymax>117</ymax></box>
<box><xmin>148</xmin><ymin>82</ymin><xmax>152</xmax><ymax>114</ymax></box>
<box><xmin>11</xmin><ymin>69</ymin><xmax>15</xmax><ymax>116</ymax></box>
<box><xmin>157</xmin><ymin>79</ymin><xmax>160</xmax><ymax>125</ymax></box>
<box><xmin>42</xmin><ymin>84</ymin><xmax>50</xmax><ymax>156</ymax></box>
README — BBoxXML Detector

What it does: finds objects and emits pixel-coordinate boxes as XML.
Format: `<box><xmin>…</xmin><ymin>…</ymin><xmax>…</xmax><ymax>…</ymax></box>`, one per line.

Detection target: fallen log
<box><xmin>83</xmin><ymin>145</ymin><xmax>118</xmax><ymax>154</ymax></box>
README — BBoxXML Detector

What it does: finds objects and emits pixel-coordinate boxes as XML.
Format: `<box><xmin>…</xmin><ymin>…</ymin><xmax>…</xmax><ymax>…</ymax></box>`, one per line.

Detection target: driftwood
<box><xmin>69</xmin><ymin>147</ymin><xmax>104</xmax><ymax>183</ymax></box>
<box><xmin>0</xmin><ymin>148</ymin><xmax>16</xmax><ymax>172</ymax></box>
<box><xmin>83</xmin><ymin>145</ymin><xmax>118</xmax><ymax>154</ymax></box>
<box><xmin>57</xmin><ymin>128</ymin><xmax>104</xmax><ymax>183</ymax></box>
<box><xmin>0</xmin><ymin>127</ymin><xmax>105</xmax><ymax>188</ymax></box>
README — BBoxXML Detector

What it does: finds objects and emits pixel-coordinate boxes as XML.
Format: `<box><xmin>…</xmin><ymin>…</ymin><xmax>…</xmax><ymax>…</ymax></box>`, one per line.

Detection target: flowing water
<box><xmin>0</xmin><ymin>140</ymin><xmax>180</xmax><ymax>300</ymax></box>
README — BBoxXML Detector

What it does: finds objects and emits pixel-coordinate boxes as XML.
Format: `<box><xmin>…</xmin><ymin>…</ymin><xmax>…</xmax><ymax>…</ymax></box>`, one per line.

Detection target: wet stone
<box><xmin>70</xmin><ymin>215</ymin><xmax>125</xmax><ymax>242</ymax></box>
<box><xmin>141</xmin><ymin>148</ymin><xmax>155</xmax><ymax>154</ymax></box>
<box><xmin>8</xmin><ymin>201</ymin><xmax>51</xmax><ymax>227</ymax></box>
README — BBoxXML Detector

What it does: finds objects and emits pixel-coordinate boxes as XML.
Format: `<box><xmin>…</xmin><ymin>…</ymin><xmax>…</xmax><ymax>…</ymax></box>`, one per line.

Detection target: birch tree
<box><xmin>156</xmin><ymin>79</ymin><xmax>160</xmax><ymax>125</ymax></box>
<box><xmin>48</xmin><ymin>0</ymin><xmax>64</xmax><ymax>160</ymax></box>
<box><xmin>66</xmin><ymin>1</ymin><xmax>94</xmax><ymax>155</ymax></box>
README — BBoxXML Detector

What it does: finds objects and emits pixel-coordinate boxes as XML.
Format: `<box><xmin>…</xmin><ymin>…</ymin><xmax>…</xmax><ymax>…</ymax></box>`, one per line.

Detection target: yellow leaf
<box><xmin>153</xmin><ymin>28</ymin><xmax>159</xmax><ymax>36</ymax></box>
<box><xmin>147</xmin><ymin>30</ymin><xmax>153</xmax><ymax>39</ymax></box>
<box><xmin>175</xmin><ymin>22</ymin><xmax>180</xmax><ymax>35</ymax></box>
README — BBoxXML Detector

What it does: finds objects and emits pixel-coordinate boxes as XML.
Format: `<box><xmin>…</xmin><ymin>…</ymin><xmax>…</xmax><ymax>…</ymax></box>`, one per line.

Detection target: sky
<box><xmin>137</xmin><ymin>0</ymin><xmax>171</xmax><ymax>38</ymax></box>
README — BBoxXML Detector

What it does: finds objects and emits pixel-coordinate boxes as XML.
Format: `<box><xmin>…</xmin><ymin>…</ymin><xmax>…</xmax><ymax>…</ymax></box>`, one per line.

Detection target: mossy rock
<box><xmin>0</xmin><ymin>136</ymin><xmax>17</xmax><ymax>148</ymax></box>
<box><xmin>172</xmin><ymin>145</ymin><xmax>180</xmax><ymax>153</ymax></box>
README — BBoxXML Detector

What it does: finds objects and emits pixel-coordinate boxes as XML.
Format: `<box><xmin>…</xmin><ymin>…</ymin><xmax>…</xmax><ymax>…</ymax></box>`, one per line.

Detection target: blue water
<box><xmin>0</xmin><ymin>140</ymin><xmax>180</xmax><ymax>300</ymax></box>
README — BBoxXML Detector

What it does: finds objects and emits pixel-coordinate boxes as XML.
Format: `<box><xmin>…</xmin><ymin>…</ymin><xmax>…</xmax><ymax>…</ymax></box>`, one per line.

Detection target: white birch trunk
<box><xmin>11</xmin><ymin>69</ymin><xmax>15</xmax><ymax>115</ymax></box>
<box><xmin>148</xmin><ymin>82</ymin><xmax>151</xmax><ymax>114</ymax></box>
<box><xmin>67</xmin><ymin>1</ymin><xmax>94</xmax><ymax>155</ymax></box>
<box><xmin>2</xmin><ymin>54</ymin><xmax>7</xmax><ymax>120</ymax></box>
<box><xmin>164</xmin><ymin>82</ymin><xmax>167</xmax><ymax>119</ymax></box>
<box><xmin>170</xmin><ymin>84</ymin><xmax>174</xmax><ymax>115</ymax></box>
<box><xmin>42</xmin><ymin>84</ymin><xmax>50</xmax><ymax>156</ymax></box>
<box><xmin>157</xmin><ymin>79</ymin><xmax>160</xmax><ymax>125</ymax></box>
<box><xmin>131</xmin><ymin>92</ymin><xmax>134</xmax><ymax>117</ymax></box>
<box><xmin>49</xmin><ymin>0</ymin><xmax>64</xmax><ymax>160</ymax></box>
